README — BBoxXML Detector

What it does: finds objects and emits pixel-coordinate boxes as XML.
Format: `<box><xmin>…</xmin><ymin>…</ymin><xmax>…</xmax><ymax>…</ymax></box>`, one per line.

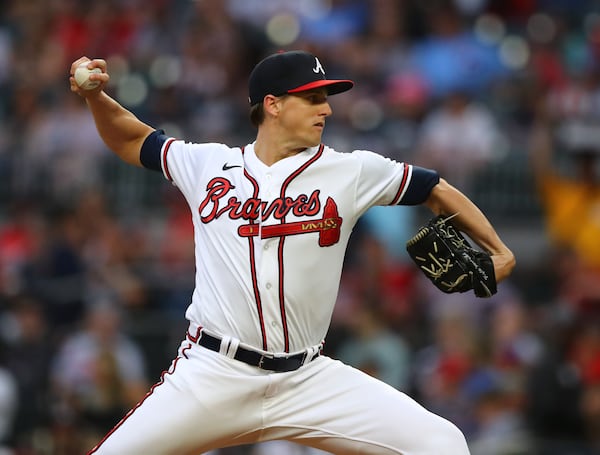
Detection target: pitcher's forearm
<box><xmin>69</xmin><ymin>57</ymin><xmax>154</xmax><ymax>166</ymax></box>
<box><xmin>85</xmin><ymin>92</ymin><xmax>154</xmax><ymax>167</ymax></box>
<box><xmin>425</xmin><ymin>178</ymin><xmax>516</xmax><ymax>281</ymax></box>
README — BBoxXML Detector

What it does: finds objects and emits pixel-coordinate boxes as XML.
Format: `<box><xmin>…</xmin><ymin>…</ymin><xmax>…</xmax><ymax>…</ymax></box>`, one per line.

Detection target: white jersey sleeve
<box><xmin>350</xmin><ymin>149</ymin><xmax>413</xmax><ymax>215</ymax></box>
<box><xmin>158</xmin><ymin>139</ymin><xmax>237</xmax><ymax>196</ymax></box>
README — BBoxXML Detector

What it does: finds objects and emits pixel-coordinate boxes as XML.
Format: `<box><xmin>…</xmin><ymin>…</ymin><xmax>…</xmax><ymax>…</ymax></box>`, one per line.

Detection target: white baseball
<box><xmin>74</xmin><ymin>64</ymin><xmax>102</xmax><ymax>90</ymax></box>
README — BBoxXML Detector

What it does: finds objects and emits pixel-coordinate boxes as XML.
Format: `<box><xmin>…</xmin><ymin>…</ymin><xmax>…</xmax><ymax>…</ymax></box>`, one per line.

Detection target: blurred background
<box><xmin>0</xmin><ymin>0</ymin><xmax>600</xmax><ymax>454</ymax></box>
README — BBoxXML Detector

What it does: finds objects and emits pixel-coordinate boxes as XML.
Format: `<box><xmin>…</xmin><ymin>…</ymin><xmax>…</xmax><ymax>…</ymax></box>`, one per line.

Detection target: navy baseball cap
<box><xmin>248</xmin><ymin>50</ymin><xmax>354</xmax><ymax>105</ymax></box>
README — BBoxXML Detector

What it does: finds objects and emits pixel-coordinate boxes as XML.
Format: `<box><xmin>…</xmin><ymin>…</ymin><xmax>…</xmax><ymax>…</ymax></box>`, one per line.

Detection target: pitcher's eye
<box><xmin>307</xmin><ymin>94</ymin><xmax>327</xmax><ymax>104</ymax></box>
<box><xmin>291</xmin><ymin>91</ymin><xmax>328</xmax><ymax>104</ymax></box>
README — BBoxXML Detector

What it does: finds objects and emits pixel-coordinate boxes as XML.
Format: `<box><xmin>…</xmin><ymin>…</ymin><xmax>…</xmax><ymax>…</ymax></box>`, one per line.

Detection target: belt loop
<box><xmin>218</xmin><ymin>335</ymin><xmax>232</xmax><ymax>356</ymax></box>
<box><xmin>302</xmin><ymin>346</ymin><xmax>317</xmax><ymax>366</ymax></box>
<box><xmin>225</xmin><ymin>338</ymin><xmax>240</xmax><ymax>359</ymax></box>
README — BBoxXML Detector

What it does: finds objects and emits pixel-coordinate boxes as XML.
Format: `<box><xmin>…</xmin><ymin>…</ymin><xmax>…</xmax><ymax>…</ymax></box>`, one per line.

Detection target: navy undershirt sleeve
<box><xmin>401</xmin><ymin>166</ymin><xmax>440</xmax><ymax>205</ymax></box>
<box><xmin>140</xmin><ymin>129</ymin><xmax>168</xmax><ymax>172</ymax></box>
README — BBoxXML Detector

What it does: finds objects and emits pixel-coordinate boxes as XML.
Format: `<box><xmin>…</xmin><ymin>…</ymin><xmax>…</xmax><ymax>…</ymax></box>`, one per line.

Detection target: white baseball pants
<box><xmin>88</xmin><ymin>337</ymin><xmax>470</xmax><ymax>455</ymax></box>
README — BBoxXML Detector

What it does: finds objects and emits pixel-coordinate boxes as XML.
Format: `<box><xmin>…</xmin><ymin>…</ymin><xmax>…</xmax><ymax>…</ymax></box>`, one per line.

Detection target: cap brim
<box><xmin>287</xmin><ymin>79</ymin><xmax>354</xmax><ymax>96</ymax></box>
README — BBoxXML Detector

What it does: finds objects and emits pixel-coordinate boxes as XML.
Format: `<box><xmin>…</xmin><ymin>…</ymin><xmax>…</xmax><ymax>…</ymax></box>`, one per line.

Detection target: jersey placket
<box><xmin>257</xmin><ymin>170</ymin><xmax>286</xmax><ymax>352</ymax></box>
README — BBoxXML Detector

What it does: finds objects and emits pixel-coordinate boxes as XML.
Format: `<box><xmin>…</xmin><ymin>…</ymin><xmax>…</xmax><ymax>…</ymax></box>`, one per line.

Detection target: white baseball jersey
<box><xmin>146</xmin><ymin>134</ymin><xmax>436</xmax><ymax>354</ymax></box>
<box><xmin>91</xmin><ymin>133</ymin><xmax>471</xmax><ymax>455</ymax></box>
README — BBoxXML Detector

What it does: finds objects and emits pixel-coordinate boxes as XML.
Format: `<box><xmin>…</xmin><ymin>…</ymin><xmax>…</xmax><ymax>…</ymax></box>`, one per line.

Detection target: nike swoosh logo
<box><xmin>222</xmin><ymin>163</ymin><xmax>242</xmax><ymax>171</ymax></box>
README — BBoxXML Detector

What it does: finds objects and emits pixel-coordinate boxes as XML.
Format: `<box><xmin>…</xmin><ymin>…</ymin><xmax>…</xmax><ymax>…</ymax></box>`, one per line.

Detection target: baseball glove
<box><xmin>406</xmin><ymin>214</ymin><xmax>497</xmax><ymax>298</ymax></box>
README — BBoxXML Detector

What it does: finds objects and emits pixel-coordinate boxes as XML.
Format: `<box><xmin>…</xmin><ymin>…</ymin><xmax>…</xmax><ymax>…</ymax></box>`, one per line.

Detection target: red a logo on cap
<box><xmin>313</xmin><ymin>57</ymin><xmax>325</xmax><ymax>75</ymax></box>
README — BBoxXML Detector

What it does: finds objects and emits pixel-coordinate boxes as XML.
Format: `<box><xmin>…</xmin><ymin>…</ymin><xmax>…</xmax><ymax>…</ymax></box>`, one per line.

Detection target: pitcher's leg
<box><xmin>264</xmin><ymin>357</ymin><xmax>470</xmax><ymax>455</ymax></box>
<box><xmin>88</xmin><ymin>341</ymin><xmax>266</xmax><ymax>455</ymax></box>
<box><xmin>89</xmin><ymin>368</ymin><xmax>212</xmax><ymax>454</ymax></box>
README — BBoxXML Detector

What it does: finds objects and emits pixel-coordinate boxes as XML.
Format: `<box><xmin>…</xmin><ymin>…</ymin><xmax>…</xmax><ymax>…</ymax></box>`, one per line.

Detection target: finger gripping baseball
<box><xmin>406</xmin><ymin>215</ymin><xmax>497</xmax><ymax>298</ymax></box>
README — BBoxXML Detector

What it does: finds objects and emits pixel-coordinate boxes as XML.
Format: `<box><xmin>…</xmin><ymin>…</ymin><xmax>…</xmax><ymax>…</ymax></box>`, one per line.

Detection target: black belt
<box><xmin>195</xmin><ymin>332</ymin><xmax>319</xmax><ymax>372</ymax></box>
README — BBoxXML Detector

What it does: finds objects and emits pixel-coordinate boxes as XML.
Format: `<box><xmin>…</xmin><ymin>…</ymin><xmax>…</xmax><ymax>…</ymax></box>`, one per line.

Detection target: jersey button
<box><xmin>266</xmin><ymin>283</ymin><xmax>272</xmax><ymax>290</ymax></box>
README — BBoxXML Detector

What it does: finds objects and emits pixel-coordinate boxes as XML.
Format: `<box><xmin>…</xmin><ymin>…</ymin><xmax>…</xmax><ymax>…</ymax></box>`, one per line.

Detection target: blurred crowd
<box><xmin>1</xmin><ymin>0</ymin><xmax>600</xmax><ymax>454</ymax></box>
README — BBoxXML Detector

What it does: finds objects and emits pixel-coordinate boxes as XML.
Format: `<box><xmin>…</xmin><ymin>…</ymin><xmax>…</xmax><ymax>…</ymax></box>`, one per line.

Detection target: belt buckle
<box><xmin>257</xmin><ymin>352</ymin><xmax>275</xmax><ymax>369</ymax></box>
<box><xmin>256</xmin><ymin>351</ymin><xmax>306</xmax><ymax>371</ymax></box>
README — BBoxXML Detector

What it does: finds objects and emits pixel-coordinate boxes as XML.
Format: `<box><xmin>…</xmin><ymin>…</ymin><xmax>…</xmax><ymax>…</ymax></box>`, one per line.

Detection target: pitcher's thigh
<box><xmin>88</xmin><ymin>374</ymin><xmax>204</xmax><ymax>454</ymax></box>
<box><xmin>89</xmin><ymin>344</ymin><xmax>264</xmax><ymax>455</ymax></box>
<box><xmin>274</xmin><ymin>358</ymin><xmax>470</xmax><ymax>455</ymax></box>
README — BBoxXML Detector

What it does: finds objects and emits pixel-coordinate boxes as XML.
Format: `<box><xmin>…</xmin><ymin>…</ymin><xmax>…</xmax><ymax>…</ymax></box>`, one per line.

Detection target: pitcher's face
<box><xmin>277</xmin><ymin>89</ymin><xmax>332</xmax><ymax>148</ymax></box>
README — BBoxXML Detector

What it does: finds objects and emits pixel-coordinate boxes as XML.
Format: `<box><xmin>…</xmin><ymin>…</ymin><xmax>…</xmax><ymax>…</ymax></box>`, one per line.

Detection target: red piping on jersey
<box><xmin>186</xmin><ymin>325</ymin><xmax>203</xmax><ymax>343</ymax></box>
<box><xmin>277</xmin><ymin>144</ymin><xmax>325</xmax><ymax>352</ymax></box>
<box><xmin>241</xmin><ymin>146</ymin><xmax>269</xmax><ymax>351</ymax></box>
<box><xmin>390</xmin><ymin>163</ymin><xmax>410</xmax><ymax>205</ymax></box>
<box><xmin>162</xmin><ymin>138</ymin><xmax>177</xmax><ymax>181</ymax></box>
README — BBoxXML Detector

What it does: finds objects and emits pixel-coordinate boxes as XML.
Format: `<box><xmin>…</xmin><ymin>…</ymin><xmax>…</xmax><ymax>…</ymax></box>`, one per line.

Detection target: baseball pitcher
<box><xmin>70</xmin><ymin>50</ymin><xmax>515</xmax><ymax>455</ymax></box>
